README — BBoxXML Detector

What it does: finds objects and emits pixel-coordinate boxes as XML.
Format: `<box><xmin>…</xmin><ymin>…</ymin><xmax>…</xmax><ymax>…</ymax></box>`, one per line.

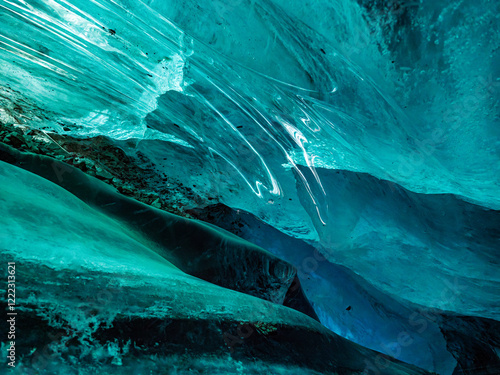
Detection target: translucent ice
<box><xmin>1</xmin><ymin>0</ymin><xmax>499</xmax><ymax>373</ymax></box>
<box><xmin>0</xmin><ymin>147</ymin><xmax>429</xmax><ymax>374</ymax></box>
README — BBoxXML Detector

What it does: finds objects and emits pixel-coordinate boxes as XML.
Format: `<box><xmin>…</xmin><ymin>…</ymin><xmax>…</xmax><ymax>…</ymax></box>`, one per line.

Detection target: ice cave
<box><xmin>0</xmin><ymin>0</ymin><xmax>499</xmax><ymax>374</ymax></box>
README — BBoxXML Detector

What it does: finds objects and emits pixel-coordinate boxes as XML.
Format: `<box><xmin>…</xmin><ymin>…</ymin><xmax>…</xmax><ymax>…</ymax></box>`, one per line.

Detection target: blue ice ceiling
<box><xmin>0</xmin><ymin>0</ymin><xmax>499</xmax><ymax>374</ymax></box>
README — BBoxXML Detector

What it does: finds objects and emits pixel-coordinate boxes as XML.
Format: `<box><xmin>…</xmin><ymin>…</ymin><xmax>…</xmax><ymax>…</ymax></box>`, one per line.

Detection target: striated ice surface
<box><xmin>0</xmin><ymin>0</ymin><xmax>499</xmax><ymax>373</ymax></box>
<box><xmin>2</xmin><ymin>0</ymin><xmax>499</xmax><ymax>219</ymax></box>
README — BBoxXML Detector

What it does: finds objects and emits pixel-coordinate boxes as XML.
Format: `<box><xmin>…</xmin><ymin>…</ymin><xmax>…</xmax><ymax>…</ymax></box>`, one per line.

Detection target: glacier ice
<box><xmin>0</xmin><ymin>0</ymin><xmax>499</xmax><ymax>373</ymax></box>
<box><xmin>0</xmin><ymin>145</ymin><xmax>429</xmax><ymax>374</ymax></box>
<box><xmin>190</xmin><ymin>201</ymin><xmax>500</xmax><ymax>374</ymax></box>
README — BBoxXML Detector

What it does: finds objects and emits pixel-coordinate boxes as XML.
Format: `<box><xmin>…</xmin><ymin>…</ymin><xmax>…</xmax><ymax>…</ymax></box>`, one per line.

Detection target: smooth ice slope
<box><xmin>0</xmin><ymin>150</ymin><xmax>430</xmax><ymax>375</ymax></box>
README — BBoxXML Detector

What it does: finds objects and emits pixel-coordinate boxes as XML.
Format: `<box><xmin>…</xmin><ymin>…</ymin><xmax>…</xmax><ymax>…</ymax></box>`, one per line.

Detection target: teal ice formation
<box><xmin>0</xmin><ymin>0</ymin><xmax>499</xmax><ymax>374</ymax></box>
